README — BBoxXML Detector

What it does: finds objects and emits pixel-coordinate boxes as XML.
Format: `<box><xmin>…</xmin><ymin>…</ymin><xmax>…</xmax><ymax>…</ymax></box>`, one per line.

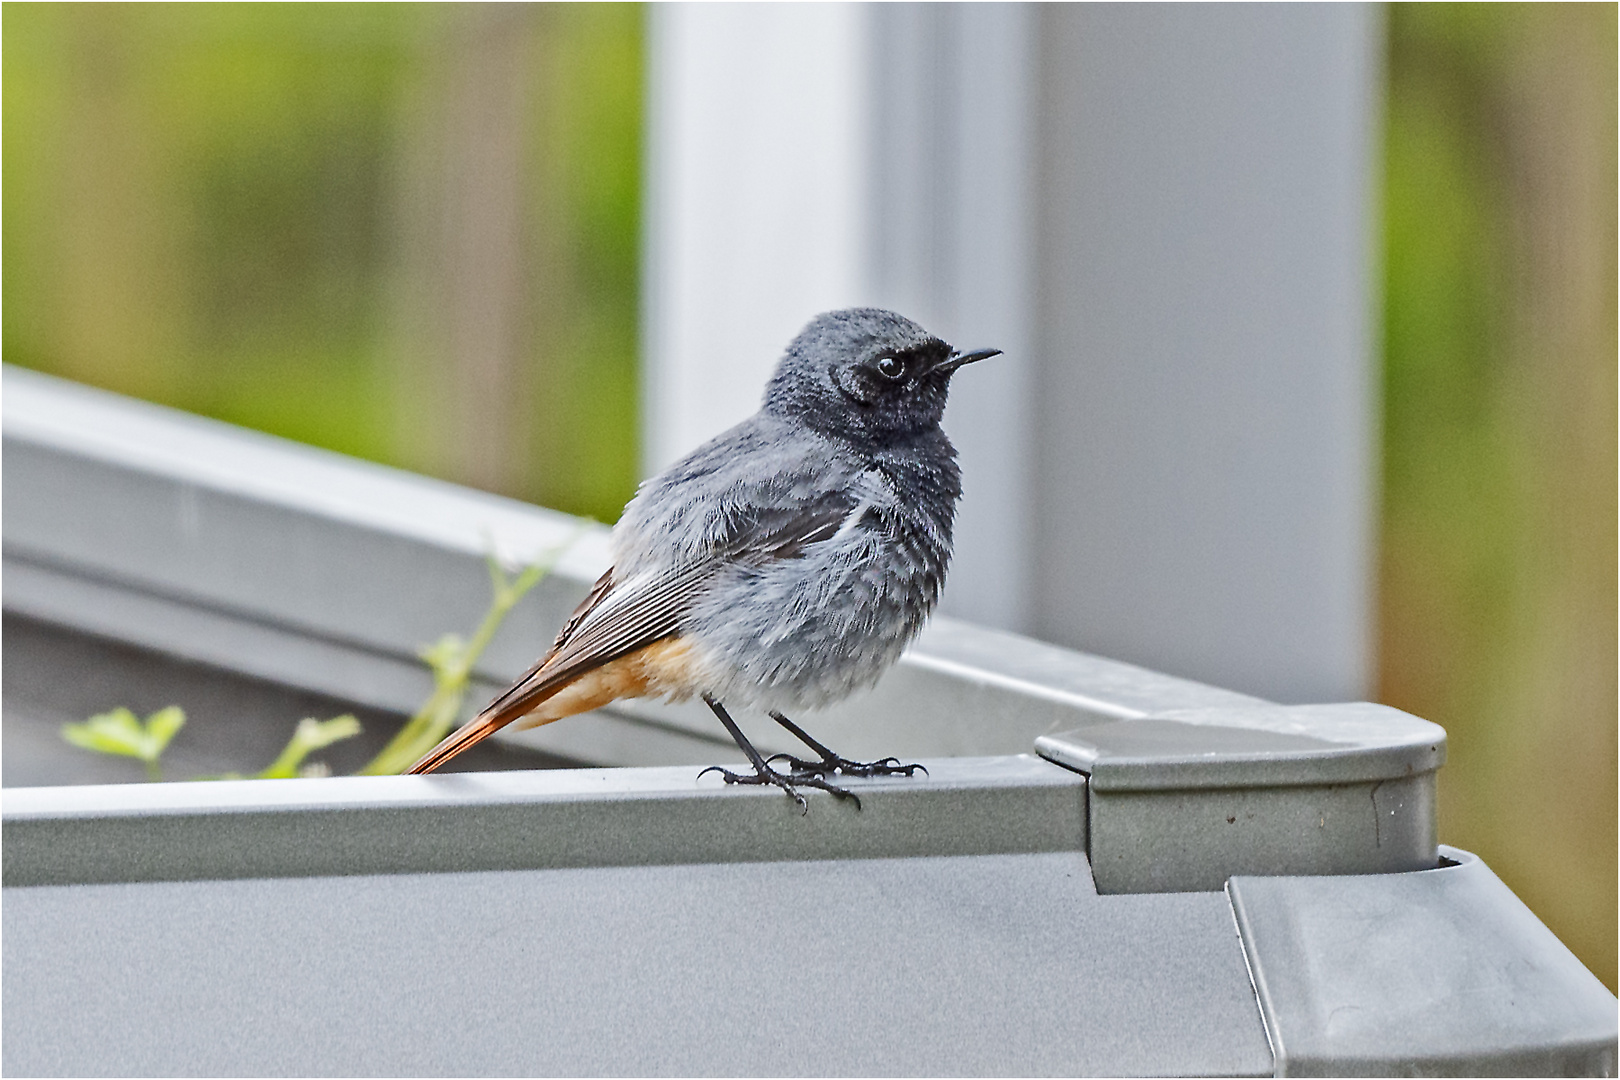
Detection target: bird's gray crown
<box><xmin>762</xmin><ymin>308</ymin><xmax>961</xmax><ymax>443</ymax></box>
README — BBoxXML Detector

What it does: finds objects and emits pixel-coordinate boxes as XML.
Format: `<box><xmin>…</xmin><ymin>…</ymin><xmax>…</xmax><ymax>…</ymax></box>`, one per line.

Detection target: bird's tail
<box><xmin>405</xmin><ymin>638</ymin><xmax>683</xmax><ymax>775</ymax></box>
<box><xmin>405</xmin><ymin>684</ymin><xmax>565</xmax><ymax>775</ymax></box>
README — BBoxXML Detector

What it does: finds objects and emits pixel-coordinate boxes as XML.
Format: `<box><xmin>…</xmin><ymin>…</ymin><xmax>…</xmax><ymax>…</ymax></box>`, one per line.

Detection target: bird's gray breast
<box><xmin>684</xmin><ymin>469</ymin><xmax>954</xmax><ymax>711</ymax></box>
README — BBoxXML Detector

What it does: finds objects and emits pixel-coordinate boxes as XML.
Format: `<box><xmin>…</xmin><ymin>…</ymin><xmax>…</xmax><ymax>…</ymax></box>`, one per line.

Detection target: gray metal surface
<box><xmin>1230</xmin><ymin>848</ymin><xmax>1619</xmax><ymax>1077</ymax></box>
<box><xmin>2</xmin><ymin>852</ymin><xmax>1273</xmax><ymax>1078</ymax></box>
<box><xmin>1086</xmin><ymin>775</ymin><xmax>1435</xmax><ymax>896</ymax></box>
<box><xmin>3</xmin><ymin>756</ymin><xmax>1084</xmax><ymax>888</ymax></box>
<box><xmin>1036</xmin><ymin>704</ymin><xmax>1445</xmax><ymax>791</ymax></box>
<box><xmin>2</xmin><ymin>365</ymin><xmax>1263</xmax><ymax>773</ymax></box>
<box><xmin>1037</xmin><ymin>704</ymin><xmax>1443</xmax><ymax>893</ymax></box>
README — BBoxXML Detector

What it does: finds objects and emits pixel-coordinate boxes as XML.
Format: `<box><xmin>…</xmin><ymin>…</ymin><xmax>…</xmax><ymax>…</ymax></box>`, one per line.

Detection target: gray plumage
<box><xmin>409</xmin><ymin>307</ymin><xmax>996</xmax><ymax>786</ymax></box>
<box><xmin>605</xmin><ymin>308</ymin><xmax>971</xmax><ymax>712</ymax></box>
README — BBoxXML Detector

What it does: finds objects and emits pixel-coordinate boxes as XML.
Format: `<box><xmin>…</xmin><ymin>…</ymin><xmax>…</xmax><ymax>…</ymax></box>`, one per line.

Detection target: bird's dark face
<box><xmin>762</xmin><ymin>308</ymin><xmax>999</xmax><ymax>444</ymax></box>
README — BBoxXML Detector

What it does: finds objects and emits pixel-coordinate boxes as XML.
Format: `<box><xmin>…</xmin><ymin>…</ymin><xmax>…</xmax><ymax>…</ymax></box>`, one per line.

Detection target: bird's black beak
<box><xmin>933</xmin><ymin>347</ymin><xmax>1002</xmax><ymax>375</ymax></box>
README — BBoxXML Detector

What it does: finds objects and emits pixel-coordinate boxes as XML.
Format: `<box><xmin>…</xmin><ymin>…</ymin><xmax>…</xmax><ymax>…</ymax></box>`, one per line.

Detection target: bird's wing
<box><xmin>518</xmin><ymin>487</ymin><xmax>863</xmax><ymax>691</ymax></box>
<box><xmin>406</xmin><ymin>488</ymin><xmax>862</xmax><ymax>774</ymax></box>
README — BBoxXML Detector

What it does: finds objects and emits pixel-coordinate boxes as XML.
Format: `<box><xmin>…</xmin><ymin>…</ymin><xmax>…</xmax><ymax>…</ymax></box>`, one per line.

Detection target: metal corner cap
<box><xmin>1036</xmin><ymin>702</ymin><xmax>1446</xmax><ymax>792</ymax></box>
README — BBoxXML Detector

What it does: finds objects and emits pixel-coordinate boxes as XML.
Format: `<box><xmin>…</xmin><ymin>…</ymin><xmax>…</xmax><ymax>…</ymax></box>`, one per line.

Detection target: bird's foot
<box><xmin>697</xmin><ymin>763</ymin><xmax>861</xmax><ymax>814</ymax></box>
<box><xmin>767</xmin><ymin>752</ymin><xmax>928</xmax><ymax>780</ymax></box>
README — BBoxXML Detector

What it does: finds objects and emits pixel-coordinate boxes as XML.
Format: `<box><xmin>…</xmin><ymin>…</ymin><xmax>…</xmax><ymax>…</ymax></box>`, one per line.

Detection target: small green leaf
<box><xmin>62</xmin><ymin>708</ymin><xmax>147</xmax><ymax>758</ymax></box>
<box><xmin>298</xmin><ymin>714</ymin><xmax>362</xmax><ymax>752</ymax></box>
<box><xmin>62</xmin><ymin>718</ymin><xmax>142</xmax><ymax>758</ymax></box>
<box><xmin>62</xmin><ymin>706</ymin><xmax>186</xmax><ymax>781</ymax></box>
<box><xmin>255</xmin><ymin>714</ymin><xmax>363</xmax><ymax>779</ymax></box>
<box><xmin>144</xmin><ymin>706</ymin><xmax>186</xmax><ymax>751</ymax></box>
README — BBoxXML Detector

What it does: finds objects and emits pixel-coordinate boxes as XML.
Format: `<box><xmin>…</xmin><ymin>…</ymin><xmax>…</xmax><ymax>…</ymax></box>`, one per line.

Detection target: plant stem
<box><xmin>356</xmin><ymin>531</ymin><xmax>582</xmax><ymax>776</ymax></box>
<box><xmin>256</xmin><ymin>715</ymin><xmax>362</xmax><ymax>779</ymax></box>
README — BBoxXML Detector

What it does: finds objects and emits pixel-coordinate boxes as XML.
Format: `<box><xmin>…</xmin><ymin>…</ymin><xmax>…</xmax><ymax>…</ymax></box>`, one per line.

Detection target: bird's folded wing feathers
<box><xmin>472</xmin><ymin>488</ymin><xmax>865</xmax><ymax>723</ymax></box>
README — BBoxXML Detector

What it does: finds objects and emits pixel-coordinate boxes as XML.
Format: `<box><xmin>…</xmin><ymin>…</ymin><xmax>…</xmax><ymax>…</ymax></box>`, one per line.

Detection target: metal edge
<box><xmin>1227</xmin><ymin>846</ymin><xmax>1619</xmax><ymax>1077</ymax></box>
<box><xmin>2</xmin><ymin>755</ymin><xmax>1088</xmax><ymax>887</ymax></box>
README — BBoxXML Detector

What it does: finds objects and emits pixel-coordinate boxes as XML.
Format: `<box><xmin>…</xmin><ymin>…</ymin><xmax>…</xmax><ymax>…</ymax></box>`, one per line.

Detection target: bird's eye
<box><xmin>875</xmin><ymin>355</ymin><xmax>905</xmax><ymax>381</ymax></box>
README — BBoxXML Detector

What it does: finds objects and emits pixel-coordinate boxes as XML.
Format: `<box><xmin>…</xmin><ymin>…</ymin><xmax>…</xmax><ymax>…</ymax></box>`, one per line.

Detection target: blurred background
<box><xmin>3</xmin><ymin>3</ymin><xmax>1613</xmax><ymax>988</ymax></box>
<box><xmin>4</xmin><ymin>3</ymin><xmax>642</xmax><ymax>522</ymax></box>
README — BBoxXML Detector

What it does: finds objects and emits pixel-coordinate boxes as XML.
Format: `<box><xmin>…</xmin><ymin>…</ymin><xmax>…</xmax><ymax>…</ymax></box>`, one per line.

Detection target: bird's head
<box><xmin>762</xmin><ymin>308</ymin><xmax>999</xmax><ymax>443</ymax></box>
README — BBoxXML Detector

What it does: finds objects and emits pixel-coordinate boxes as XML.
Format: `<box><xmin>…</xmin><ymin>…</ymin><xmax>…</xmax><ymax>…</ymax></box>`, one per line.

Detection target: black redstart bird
<box><xmin>408</xmin><ymin>308</ymin><xmax>999</xmax><ymax>809</ymax></box>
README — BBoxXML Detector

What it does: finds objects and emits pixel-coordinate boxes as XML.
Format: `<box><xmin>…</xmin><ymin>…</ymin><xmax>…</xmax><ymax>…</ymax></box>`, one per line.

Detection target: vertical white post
<box><xmin>641</xmin><ymin>3</ymin><xmax>1379</xmax><ymax>704</ymax></box>
<box><xmin>641</xmin><ymin>3</ymin><xmax>871</xmax><ymax>474</ymax></box>
<box><xmin>1030</xmin><ymin>5</ymin><xmax>1380</xmax><ymax>702</ymax></box>
<box><xmin>864</xmin><ymin>4</ymin><xmax>1036</xmax><ymax>630</ymax></box>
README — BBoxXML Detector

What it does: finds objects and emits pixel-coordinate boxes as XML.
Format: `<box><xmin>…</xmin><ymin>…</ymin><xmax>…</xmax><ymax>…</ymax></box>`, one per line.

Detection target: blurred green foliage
<box><xmin>61</xmin><ymin>706</ymin><xmax>186</xmax><ymax>782</ymax></box>
<box><xmin>58</xmin><ymin>535</ymin><xmax>572</xmax><ymax>780</ymax></box>
<box><xmin>2</xmin><ymin>3</ymin><xmax>642</xmax><ymax>522</ymax></box>
<box><xmin>1381</xmin><ymin>4</ymin><xmax>1616</xmax><ymax>989</ymax></box>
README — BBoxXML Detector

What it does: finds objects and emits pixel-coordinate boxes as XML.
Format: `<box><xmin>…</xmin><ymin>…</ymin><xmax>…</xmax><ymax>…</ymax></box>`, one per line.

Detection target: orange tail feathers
<box><xmin>405</xmin><ymin>637</ymin><xmax>703</xmax><ymax>775</ymax></box>
<box><xmin>405</xmin><ymin>696</ymin><xmax>559</xmax><ymax>775</ymax></box>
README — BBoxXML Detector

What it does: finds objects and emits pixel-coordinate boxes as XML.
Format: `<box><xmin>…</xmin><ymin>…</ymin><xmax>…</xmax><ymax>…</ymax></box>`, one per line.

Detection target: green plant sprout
<box><xmin>61</xmin><ymin>706</ymin><xmax>186</xmax><ymax>781</ymax></box>
<box><xmin>258</xmin><ymin>715</ymin><xmax>364</xmax><ymax>778</ymax></box>
<box><xmin>62</xmin><ymin>706</ymin><xmax>364</xmax><ymax>782</ymax></box>
<box><xmin>58</xmin><ymin>532</ymin><xmax>581</xmax><ymax>781</ymax></box>
<box><xmin>356</xmin><ymin>535</ymin><xmax>578</xmax><ymax>775</ymax></box>
<box><xmin>199</xmin><ymin>714</ymin><xmax>364</xmax><ymax>780</ymax></box>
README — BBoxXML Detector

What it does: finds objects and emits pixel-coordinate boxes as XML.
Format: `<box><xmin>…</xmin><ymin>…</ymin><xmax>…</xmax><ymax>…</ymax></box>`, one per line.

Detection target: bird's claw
<box><xmin>697</xmin><ymin>763</ymin><xmax>860</xmax><ymax>813</ymax></box>
<box><xmin>766</xmin><ymin>752</ymin><xmax>928</xmax><ymax>780</ymax></box>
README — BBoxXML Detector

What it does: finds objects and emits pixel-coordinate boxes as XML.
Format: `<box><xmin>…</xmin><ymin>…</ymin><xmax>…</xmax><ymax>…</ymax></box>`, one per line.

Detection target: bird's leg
<box><xmin>697</xmin><ymin>696</ymin><xmax>859</xmax><ymax>813</ymax></box>
<box><xmin>765</xmin><ymin>711</ymin><xmax>928</xmax><ymax>779</ymax></box>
